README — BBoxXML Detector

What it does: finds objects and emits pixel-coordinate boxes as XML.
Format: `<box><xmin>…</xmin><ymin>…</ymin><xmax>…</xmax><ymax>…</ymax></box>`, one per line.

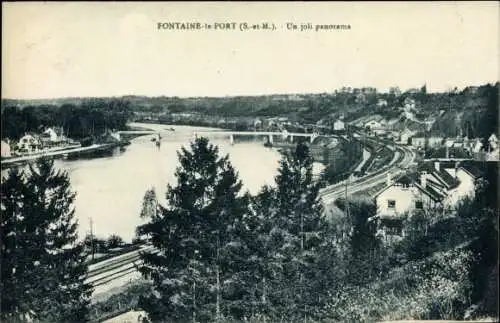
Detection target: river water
<box><xmin>47</xmin><ymin>123</ymin><xmax>322</xmax><ymax>242</ymax></box>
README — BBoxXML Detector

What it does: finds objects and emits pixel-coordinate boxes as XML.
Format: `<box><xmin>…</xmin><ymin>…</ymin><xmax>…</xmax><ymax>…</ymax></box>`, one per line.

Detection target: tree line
<box><xmin>1</xmin><ymin>99</ymin><xmax>133</xmax><ymax>141</ymax></box>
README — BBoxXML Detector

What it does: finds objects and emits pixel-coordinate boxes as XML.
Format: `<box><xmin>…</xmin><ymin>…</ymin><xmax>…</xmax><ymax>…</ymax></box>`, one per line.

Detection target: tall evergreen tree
<box><xmin>137</xmin><ymin>137</ymin><xmax>249</xmax><ymax>322</ymax></box>
<box><xmin>1</xmin><ymin>159</ymin><xmax>92</xmax><ymax>322</ymax></box>
<box><xmin>267</xmin><ymin>142</ymin><xmax>336</xmax><ymax>321</ymax></box>
<box><xmin>219</xmin><ymin>185</ymin><xmax>277</xmax><ymax>320</ymax></box>
<box><xmin>1</xmin><ymin>167</ymin><xmax>36</xmax><ymax>322</ymax></box>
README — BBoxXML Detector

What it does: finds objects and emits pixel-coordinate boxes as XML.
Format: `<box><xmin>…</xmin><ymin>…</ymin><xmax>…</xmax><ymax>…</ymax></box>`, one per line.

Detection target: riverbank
<box><xmin>1</xmin><ymin>141</ymin><xmax>130</xmax><ymax>168</ymax></box>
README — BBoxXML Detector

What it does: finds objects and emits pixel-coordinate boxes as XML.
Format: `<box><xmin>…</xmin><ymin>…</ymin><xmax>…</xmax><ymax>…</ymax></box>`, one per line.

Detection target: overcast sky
<box><xmin>2</xmin><ymin>2</ymin><xmax>499</xmax><ymax>99</ymax></box>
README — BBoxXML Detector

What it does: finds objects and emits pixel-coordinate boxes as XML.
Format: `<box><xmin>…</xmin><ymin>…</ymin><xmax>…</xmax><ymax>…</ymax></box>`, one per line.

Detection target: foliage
<box><xmin>323</xmin><ymin>247</ymin><xmax>473</xmax><ymax>322</ymax></box>
<box><xmin>0</xmin><ymin>158</ymin><xmax>93</xmax><ymax>322</ymax></box>
<box><xmin>106</xmin><ymin>234</ymin><xmax>125</xmax><ymax>249</ymax></box>
<box><xmin>255</xmin><ymin>142</ymin><xmax>343</xmax><ymax>322</ymax></box>
<box><xmin>1</xmin><ymin>99</ymin><xmax>132</xmax><ymax>140</ymax></box>
<box><xmin>88</xmin><ymin>281</ymin><xmax>152</xmax><ymax>322</ymax></box>
<box><xmin>321</xmin><ymin>139</ymin><xmax>363</xmax><ymax>184</ymax></box>
<box><xmin>137</xmin><ymin>137</ymin><xmax>250</xmax><ymax>322</ymax></box>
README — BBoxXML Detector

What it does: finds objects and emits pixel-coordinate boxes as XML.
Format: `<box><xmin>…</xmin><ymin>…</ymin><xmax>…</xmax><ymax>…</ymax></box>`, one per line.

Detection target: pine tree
<box><xmin>1</xmin><ymin>159</ymin><xmax>92</xmax><ymax>322</ymax></box>
<box><xmin>1</xmin><ymin>167</ymin><xmax>36</xmax><ymax>322</ymax></box>
<box><xmin>219</xmin><ymin>185</ymin><xmax>276</xmax><ymax>320</ymax></box>
<box><xmin>137</xmin><ymin>137</ymin><xmax>249</xmax><ymax>322</ymax></box>
<box><xmin>267</xmin><ymin>142</ymin><xmax>335</xmax><ymax>321</ymax></box>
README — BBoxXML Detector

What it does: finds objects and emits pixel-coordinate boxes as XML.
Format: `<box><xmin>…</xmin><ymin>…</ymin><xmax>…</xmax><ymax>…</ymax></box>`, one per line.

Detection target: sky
<box><xmin>2</xmin><ymin>2</ymin><xmax>499</xmax><ymax>99</ymax></box>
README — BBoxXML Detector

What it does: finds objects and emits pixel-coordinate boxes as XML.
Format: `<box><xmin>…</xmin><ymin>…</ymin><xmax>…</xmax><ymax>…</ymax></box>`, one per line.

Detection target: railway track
<box><xmin>319</xmin><ymin>138</ymin><xmax>415</xmax><ymax>203</ymax></box>
<box><xmin>85</xmin><ymin>245</ymin><xmax>158</xmax><ymax>290</ymax></box>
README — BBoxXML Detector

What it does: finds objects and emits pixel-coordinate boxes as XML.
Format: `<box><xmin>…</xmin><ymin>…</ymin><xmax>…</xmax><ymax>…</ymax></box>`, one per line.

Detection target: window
<box><xmin>415</xmin><ymin>201</ymin><xmax>423</xmax><ymax>209</ymax></box>
<box><xmin>387</xmin><ymin>200</ymin><xmax>396</xmax><ymax>208</ymax></box>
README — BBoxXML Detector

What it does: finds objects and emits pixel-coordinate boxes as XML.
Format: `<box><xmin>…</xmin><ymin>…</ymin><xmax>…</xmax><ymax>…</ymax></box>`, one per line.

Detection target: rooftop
<box><xmin>418</xmin><ymin>163</ymin><xmax>460</xmax><ymax>189</ymax></box>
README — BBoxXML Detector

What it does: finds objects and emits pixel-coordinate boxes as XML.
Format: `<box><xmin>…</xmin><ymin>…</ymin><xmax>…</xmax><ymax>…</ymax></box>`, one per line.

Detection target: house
<box><xmin>418</xmin><ymin>162</ymin><xmax>460</xmax><ymax>198</ymax></box>
<box><xmin>373</xmin><ymin>159</ymin><xmax>476</xmax><ymax>236</ymax></box>
<box><xmin>488</xmin><ymin>133</ymin><xmax>498</xmax><ymax>150</ymax></box>
<box><xmin>40</xmin><ymin>127</ymin><xmax>67</xmax><ymax>147</ymax></box>
<box><xmin>374</xmin><ymin>171</ymin><xmax>445</xmax><ymax>235</ymax></box>
<box><xmin>333</xmin><ymin>119</ymin><xmax>345</xmax><ymax>131</ymax></box>
<box><xmin>443</xmin><ymin>161</ymin><xmax>483</xmax><ymax>206</ymax></box>
<box><xmin>444</xmin><ymin>138</ymin><xmax>455</xmax><ymax>148</ymax></box>
<box><xmin>365</xmin><ymin>118</ymin><xmax>388</xmax><ymax>135</ymax></box>
<box><xmin>472</xmin><ymin>139</ymin><xmax>483</xmax><ymax>153</ymax></box>
<box><xmin>399</xmin><ymin>128</ymin><xmax>415</xmax><ymax>145</ymax></box>
<box><xmin>403</xmin><ymin>97</ymin><xmax>416</xmax><ymax>110</ymax></box>
<box><xmin>42</xmin><ymin>127</ymin><xmax>58</xmax><ymax>142</ymax></box>
<box><xmin>365</xmin><ymin>120</ymin><xmax>382</xmax><ymax>130</ymax></box>
<box><xmin>428</xmin><ymin>136</ymin><xmax>444</xmax><ymax>148</ymax></box>
<box><xmin>411</xmin><ymin>137</ymin><xmax>426</xmax><ymax>148</ymax></box>
<box><xmin>1</xmin><ymin>140</ymin><xmax>12</xmax><ymax>158</ymax></box>
<box><xmin>377</xmin><ymin>99</ymin><xmax>388</xmax><ymax>107</ymax></box>
<box><xmin>16</xmin><ymin>134</ymin><xmax>42</xmax><ymax>154</ymax></box>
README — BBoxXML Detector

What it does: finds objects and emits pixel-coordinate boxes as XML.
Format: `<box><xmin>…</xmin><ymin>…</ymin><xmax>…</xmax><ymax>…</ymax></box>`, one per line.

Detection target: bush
<box><xmin>106</xmin><ymin>234</ymin><xmax>125</xmax><ymax>249</ymax></box>
<box><xmin>323</xmin><ymin>248</ymin><xmax>473</xmax><ymax>321</ymax></box>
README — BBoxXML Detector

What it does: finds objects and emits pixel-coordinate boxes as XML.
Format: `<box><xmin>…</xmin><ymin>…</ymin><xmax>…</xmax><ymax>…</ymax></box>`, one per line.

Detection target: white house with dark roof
<box><xmin>373</xmin><ymin>160</ymin><xmax>484</xmax><ymax>235</ymax></box>
<box><xmin>443</xmin><ymin>161</ymin><xmax>483</xmax><ymax>206</ymax></box>
<box><xmin>374</xmin><ymin>171</ymin><xmax>445</xmax><ymax>235</ymax></box>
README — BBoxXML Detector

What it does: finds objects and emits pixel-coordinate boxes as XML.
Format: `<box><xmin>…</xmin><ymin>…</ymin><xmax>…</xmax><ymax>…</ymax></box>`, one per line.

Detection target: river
<box><xmin>45</xmin><ymin>123</ymin><xmax>324</xmax><ymax>242</ymax></box>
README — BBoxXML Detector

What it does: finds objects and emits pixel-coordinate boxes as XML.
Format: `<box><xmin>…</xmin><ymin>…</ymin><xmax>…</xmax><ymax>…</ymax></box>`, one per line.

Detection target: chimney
<box><xmin>420</xmin><ymin>171</ymin><xmax>427</xmax><ymax>189</ymax></box>
<box><xmin>434</xmin><ymin>161</ymin><xmax>440</xmax><ymax>172</ymax></box>
<box><xmin>386</xmin><ymin>172</ymin><xmax>392</xmax><ymax>186</ymax></box>
<box><xmin>445</xmin><ymin>146</ymin><xmax>449</xmax><ymax>159</ymax></box>
<box><xmin>454</xmin><ymin>161</ymin><xmax>459</xmax><ymax>178</ymax></box>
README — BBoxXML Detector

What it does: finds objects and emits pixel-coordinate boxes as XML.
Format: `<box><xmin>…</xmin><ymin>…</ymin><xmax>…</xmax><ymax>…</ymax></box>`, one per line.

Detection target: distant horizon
<box><xmin>2</xmin><ymin>81</ymin><xmax>498</xmax><ymax>102</ymax></box>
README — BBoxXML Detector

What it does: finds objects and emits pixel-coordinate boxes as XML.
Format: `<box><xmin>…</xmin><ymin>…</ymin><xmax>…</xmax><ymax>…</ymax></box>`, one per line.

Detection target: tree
<box><xmin>0</xmin><ymin>158</ymin><xmax>92</xmax><ymax>322</ymax></box>
<box><xmin>335</xmin><ymin>198</ymin><xmax>381</xmax><ymax>285</ymax></box>
<box><xmin>137</xmin><ymin>137</ymin><xmax>249</xmax><ymax>322</ymax></box>
<box><xmin>106</xmin><ymin>234</ymin><xmax>125</xmax><ymax>249</ymax></box>
<box><xmin>267</xmin><ymin>142</ymin><xmax>336</xmax><ymax>321</ymax></box>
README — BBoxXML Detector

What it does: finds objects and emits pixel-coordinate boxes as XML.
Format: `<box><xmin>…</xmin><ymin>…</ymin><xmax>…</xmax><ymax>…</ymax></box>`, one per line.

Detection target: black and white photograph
<box><xmin>1</xmin><ymin>2</ymin><xmax>499</xmax><ymax>322</ymax></box>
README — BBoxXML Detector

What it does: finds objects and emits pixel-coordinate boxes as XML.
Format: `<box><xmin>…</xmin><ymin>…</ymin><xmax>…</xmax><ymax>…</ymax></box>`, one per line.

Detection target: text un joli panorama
<box><xmin>157</xmin><ymin>22</ymin><xmax>351</xmax><ymax>32</ymax></box>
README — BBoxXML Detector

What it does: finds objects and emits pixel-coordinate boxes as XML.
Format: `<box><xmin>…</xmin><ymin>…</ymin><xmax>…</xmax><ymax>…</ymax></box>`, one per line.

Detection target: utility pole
<box><xmin>89</xmin><ymin>217</ymin><xmax>94</xmax><ymax>261</ymax></box>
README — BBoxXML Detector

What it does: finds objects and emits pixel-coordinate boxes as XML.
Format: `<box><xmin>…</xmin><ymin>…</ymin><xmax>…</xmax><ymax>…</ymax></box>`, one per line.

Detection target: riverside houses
<box><xmin>16</xmin><ymin>134</ymin><xmax>42</xmax><ymax>154</ymax></box>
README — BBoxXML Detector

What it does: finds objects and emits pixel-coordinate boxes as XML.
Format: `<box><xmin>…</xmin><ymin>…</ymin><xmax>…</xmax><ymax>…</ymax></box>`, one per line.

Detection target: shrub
<box><xmin>106</xmin><ymin>234</ymin><xmax>125</xmax><ymax>249</ymax></box>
